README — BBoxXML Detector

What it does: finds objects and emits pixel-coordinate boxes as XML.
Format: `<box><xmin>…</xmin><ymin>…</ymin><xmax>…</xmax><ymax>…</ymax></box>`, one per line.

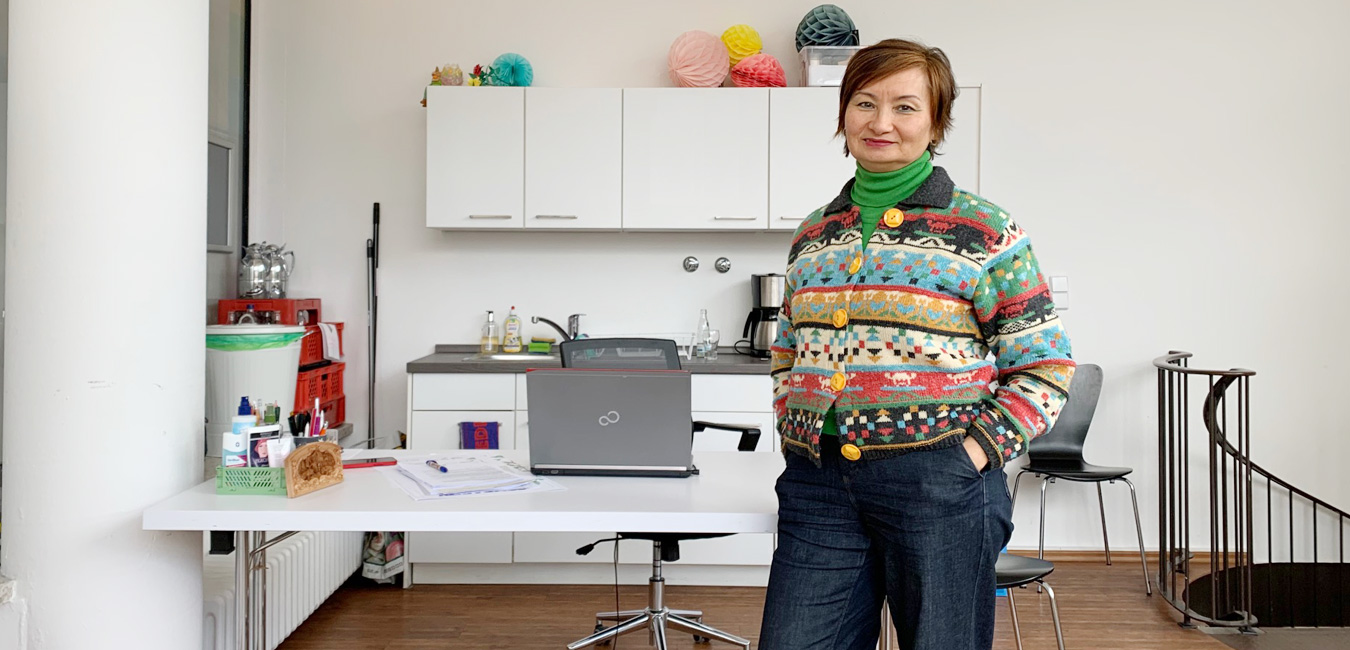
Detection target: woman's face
<box><xmin>844</xmin><ymin>67</ymin><xmax>935</xmax><ymax>173</ymax></box>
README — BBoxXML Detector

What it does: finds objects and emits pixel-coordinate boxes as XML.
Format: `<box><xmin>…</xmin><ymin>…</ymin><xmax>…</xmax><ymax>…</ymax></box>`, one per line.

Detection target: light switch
<box><xmin>1049</xmin><ymin>276</ymin><xmax>1069</xmax><ymax>293</ymax></box>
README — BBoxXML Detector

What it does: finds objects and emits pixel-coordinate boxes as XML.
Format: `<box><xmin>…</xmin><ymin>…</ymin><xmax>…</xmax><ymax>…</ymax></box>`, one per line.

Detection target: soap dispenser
<box><xmin>480</xmin><ymin>310</ymin><xmax>500</xmax><ymax>354</ymax></box>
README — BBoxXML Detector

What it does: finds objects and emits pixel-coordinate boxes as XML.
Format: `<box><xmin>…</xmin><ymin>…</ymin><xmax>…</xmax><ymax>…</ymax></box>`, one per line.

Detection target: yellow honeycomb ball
<box><xmin>721</xmin><ymin>24</ymin><xmax>763</xmax><ymax>67</ymax></box>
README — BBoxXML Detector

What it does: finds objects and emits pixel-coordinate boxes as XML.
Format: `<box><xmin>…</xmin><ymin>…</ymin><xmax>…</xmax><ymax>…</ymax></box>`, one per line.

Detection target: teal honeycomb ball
<box><xmin>795</xmin><ymin>5</ymin><xmax>860</xmax><ymax>51</ymax></box>
<box><xmin>491</xmin><ymin>52</ymin><xmax>534</xmax><ymax>87</ymax></box>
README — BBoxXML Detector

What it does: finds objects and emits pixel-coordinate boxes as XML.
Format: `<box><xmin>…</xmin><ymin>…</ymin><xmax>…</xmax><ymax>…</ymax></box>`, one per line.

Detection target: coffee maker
<box><xmin>742</xmin><ymin>273</ymin><xmax>786</xmax><ymax>358</ymax></box>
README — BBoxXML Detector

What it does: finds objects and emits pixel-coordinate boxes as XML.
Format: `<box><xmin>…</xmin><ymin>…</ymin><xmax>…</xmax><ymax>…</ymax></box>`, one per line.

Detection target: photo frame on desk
<box><xmin>207</xmin><ymin>127</ymin><xmax>240</xmax><ymax>253</ymax></box>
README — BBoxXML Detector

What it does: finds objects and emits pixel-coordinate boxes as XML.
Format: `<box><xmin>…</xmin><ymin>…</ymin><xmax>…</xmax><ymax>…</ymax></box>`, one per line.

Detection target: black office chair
<box><xmin>1009</xmin><ymin>363</ymin><xmax>1151</xmax><ymax>595</ymax></box>
<box><xmin>559</xmin><ymin>338</ymin><xmax>759</xmax><ymax>650</ymax></box>
<box><xmin>997</xmin><ymin>554</ymin><xmax>1066</xmax><ymax>650</ymax></box>
<box><xmin>874</xmin><ymin>554</ymin><xmax>1065</xmax><ymax>650</ymax></box>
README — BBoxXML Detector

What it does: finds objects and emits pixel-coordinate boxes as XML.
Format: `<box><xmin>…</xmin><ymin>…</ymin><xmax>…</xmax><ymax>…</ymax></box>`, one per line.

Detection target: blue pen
<box><xmin>426</xmin><ymin>459</ymin><xmax>448</xmax><ymax>473</ymax></box>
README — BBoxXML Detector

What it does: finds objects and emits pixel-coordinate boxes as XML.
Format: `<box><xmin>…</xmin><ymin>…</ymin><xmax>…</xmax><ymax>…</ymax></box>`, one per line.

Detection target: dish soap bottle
<box><xmin>502</xmin><ymin>306</ymin><xmax>523</xmax><ymax>353</ymax></box>
<box><xmin>480</xmin><ymin>310</ymin><xmax>500</xmax><ymax>355</ymax></box>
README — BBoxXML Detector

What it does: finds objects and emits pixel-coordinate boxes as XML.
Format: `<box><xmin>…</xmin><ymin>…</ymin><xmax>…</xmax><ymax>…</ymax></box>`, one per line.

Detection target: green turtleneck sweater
<box><xmin>820</xmin><ymin>152</ymin><xmax>934</xmax><ymax>438</ymax></box>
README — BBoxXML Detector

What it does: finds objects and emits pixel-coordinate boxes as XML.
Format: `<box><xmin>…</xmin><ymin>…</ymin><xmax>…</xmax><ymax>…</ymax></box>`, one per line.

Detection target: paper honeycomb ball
<box><xmin>795</xmin><ymin>4</ymin><xmax>860</xmax><ymax>51</ymax></box>
<box><xmin>730</xmin><ymin>53</ymin><xmax>786</xmax><ymax>88</ymax></box>
<box><xmin>492</xmin><ymin>53</ymin><xmax>534</xmax><ymax>87</ymax></box>
<box><xmin>667</xmin><ymin>30</ymin><xmax>730</xmax><ymax>88</ymax></box>
<box><xmin>721</xmin><ymin>24</ymin><xmax>763</xmax><ymax>67</ymax></box>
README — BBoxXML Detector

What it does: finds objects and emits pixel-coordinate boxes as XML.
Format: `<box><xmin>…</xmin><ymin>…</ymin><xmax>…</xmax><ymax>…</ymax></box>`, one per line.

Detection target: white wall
<box><xmin>251</xmin><ymin>0</ymin><xmax>1350</xmax><ymax>552</ymax></box>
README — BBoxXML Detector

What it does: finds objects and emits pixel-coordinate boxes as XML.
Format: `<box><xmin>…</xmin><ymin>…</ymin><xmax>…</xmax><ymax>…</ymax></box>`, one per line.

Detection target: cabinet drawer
<box><xmin>409</xmin><ymin>532</ymin><xmax>513</xmax><ymax>563</ymax></box>
<box><xmin>412</xmin><ymin>373</ymin><xmax>515</xmax><ymax>410</ymax></box>
<box><xmin>690</xmin><ymin>375</ymin><xmax>772</xmax><ymax>412</ymax></box>
<box><xmin>409</xmin><ymin>411</ymin><xmax>517</xmax><ymax>450</ymax></box>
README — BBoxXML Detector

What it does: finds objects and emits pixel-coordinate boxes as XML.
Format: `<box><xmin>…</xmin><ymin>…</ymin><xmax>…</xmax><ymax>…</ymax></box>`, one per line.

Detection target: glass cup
<box><xmin>705</xmin><ymin>329</ymin><xmax>720</xmax><ymax>360</ymax></box>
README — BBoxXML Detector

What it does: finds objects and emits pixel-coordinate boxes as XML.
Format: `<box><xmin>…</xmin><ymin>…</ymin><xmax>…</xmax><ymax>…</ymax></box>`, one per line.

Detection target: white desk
<box><xmin>143</xmin><ymin>451</ymin><xmax>783</xmax><ymax>650</ymax></box>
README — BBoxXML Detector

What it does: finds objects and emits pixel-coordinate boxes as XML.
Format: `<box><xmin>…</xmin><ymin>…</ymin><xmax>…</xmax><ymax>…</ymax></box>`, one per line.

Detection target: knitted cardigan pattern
<box><xmin>771</xmin><ymin>167</ymin><xmax>1075</xmax><ymax>468</ymax></box>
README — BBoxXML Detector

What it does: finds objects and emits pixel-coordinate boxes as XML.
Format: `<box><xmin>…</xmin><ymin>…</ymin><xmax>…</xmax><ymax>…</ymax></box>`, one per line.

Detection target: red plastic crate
<box><xmin>299</xmin><ymin>323</ymin><xmax>344</xmax><ymax>367</ymax></box>
<box><xmin>218</xmin><ymin>298</ymin><xmax>321</xmax><ymax>326</ymax></box>
<box><xmin>295</xmin><ymin>362</ymin><xmax>345</xmax><ymax>408</ymax></box>
<box><xmin>319</xmin><ymin>396</ymin><xmax>346</xmax><ymax>427</ymax></box>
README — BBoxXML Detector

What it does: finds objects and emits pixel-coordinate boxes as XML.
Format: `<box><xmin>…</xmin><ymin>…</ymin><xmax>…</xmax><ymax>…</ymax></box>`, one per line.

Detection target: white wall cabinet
<box><xmin>524</xmin><ymin>88</ymin><xmax>623</xmax><ymax>230</ymax></box>
<box><xmin>768</xmin><ymin>87</ymin><xmax>854</xmax><ymax>231</ymax></box>
<box><xmin>426</xmin><ymin>86</ymin><xmax>981</xmax><ymax>232</ymax></box>
<box><xmin>622</xmin><ymin>88</ymin><xmax>769</xmax><ymax>230</ymax></box>
<box><xmin>426</xmin><ymin>86</ymin><xmax>525</xmax><ymax>228</ymax></box>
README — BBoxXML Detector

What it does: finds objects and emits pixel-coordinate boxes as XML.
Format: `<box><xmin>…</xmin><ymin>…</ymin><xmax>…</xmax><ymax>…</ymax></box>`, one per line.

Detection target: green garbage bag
<box><xmin>206</xmin><ymin>331</ymin><xmax>307</xmax><ymax>351</ymax></box>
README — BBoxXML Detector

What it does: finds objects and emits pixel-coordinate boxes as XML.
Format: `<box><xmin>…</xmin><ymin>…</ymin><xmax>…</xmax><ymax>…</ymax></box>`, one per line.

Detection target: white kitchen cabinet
<box><xmin>412</xmin><ymin>373</ymin><xmax>515</xmax><ymax>410</ymax></box>
<box><xmin>524</xmin><ymin>88</ymin><xmax>623</xmax><ymax>230</ymax></box>
<box><xmin>426</xmin><ymin>86</ymin><xmax>525</xmax><ymax>229</ymax></box>
<box><xmin>768</xmin><ymin>87</ymin><xmax>855</xmax><ymax>231</ymax></box>
<box><xmin>691</xmin><ymin>375</ymin><xmax>772</xmax><ymax>413</ymax></box>
<box><xmin>622</xmin><ymin>88</ymin><xmax>769</xmax><ymax>230</ymax></box>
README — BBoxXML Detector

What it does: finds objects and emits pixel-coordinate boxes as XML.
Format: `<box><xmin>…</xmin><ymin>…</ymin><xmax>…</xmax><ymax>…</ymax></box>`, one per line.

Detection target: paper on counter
<box><xmin>380</xmin><ymin>454</ymin><xmax>564</xmax><ymax>501</ymax></box>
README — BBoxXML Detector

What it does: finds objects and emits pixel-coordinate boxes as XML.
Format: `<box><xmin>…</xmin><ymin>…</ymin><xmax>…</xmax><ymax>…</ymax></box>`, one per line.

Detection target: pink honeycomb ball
<box><xmin>668</xmin><ymin>30</ymin><xmax>730</xmax><ymax>88</ymax></box>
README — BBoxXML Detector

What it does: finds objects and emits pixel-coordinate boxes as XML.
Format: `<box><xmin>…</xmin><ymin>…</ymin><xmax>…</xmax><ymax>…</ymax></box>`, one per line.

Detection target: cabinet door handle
<box><xmin>468</xmin><ymin>214</ymin><xmax>514</xmax><ymax>220</ymax></box>
<box><xmin>777</xmin><ymin>215</ymin><xmax>806</xmax><ymax>221</ymax></box>
<box><xmin>534</xmin><ymin>214</ymin><xmax>578</xmax><ymax>220</ymax></box>
<box><xmin>713</xmin><ymin>215</ymin><xmax>760</xmax><ymax>221</ymax></box>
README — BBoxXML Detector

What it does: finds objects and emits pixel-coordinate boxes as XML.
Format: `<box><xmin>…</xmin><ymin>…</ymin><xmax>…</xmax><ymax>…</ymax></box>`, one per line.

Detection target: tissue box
<box><xmin>800</xmin><ymin>45</ymin><xmax>863</xmax><ymax>87</ymax></box>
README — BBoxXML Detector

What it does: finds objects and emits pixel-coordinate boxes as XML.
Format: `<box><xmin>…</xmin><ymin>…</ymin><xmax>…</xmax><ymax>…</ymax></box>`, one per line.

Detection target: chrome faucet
<box><xmin>531</xmin><ymin>314</ymin><xmax>584</xmax><ymax>342</ymax></box>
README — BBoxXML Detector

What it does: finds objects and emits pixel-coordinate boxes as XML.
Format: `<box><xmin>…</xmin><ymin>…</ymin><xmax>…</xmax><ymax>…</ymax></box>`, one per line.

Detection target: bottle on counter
<box><xmin>502</xmin><ymin>306</ymin><xmax>523</xmax><ymax>353</ymax></box>
<box><xmin>694</xmin><ymin>308</ymin><xmax>712</xmax><ymax>360</ymax></box>
<box><xmin>480</xmin><ymin>310</ymin><xmax>500</xmax><ymax>354</ymax></box>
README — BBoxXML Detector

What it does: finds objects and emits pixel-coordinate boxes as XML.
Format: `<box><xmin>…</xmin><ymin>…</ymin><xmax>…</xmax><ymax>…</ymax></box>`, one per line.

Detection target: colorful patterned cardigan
<box><xmin>771</xmin><ymin>167</ymin><xmax>1076</xmax><ymax>468</ymax></box>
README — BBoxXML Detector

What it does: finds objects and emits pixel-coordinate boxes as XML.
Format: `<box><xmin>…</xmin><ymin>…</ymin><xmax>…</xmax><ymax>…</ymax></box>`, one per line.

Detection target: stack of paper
<box><xmin>383</xmin><ymin>454</ymin><xmax>564</xmax><ymax>500</ymax></box>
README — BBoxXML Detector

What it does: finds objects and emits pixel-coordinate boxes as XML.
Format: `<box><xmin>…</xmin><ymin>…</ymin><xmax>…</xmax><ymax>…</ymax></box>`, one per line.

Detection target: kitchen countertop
<box><xmin>407</xmin><ymin>344</ymin><xmax>771</xmax><ymax>375</ymax></box>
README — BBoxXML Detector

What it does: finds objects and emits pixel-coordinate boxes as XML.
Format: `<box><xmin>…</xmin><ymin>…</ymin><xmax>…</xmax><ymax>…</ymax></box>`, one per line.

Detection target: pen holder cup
<box><xmin>217</xmin><ymin>466</ymin><xmax>288</xmax><ymax>495</ymax></box>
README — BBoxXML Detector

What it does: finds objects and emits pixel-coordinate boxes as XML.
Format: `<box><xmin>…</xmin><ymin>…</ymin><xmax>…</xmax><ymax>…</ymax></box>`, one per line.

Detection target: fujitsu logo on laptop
<box><xmin>598</xmin><ymin>410</ymin><xmax>621</xmax><ymax>426</ymax></box>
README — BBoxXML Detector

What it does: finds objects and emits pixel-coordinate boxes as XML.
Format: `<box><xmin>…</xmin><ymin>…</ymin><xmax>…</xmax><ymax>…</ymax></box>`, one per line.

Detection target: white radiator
<box><xmin>202</xmin><ymin>531</ymin><xmax>362</xmax><ymax>650</ymax></box>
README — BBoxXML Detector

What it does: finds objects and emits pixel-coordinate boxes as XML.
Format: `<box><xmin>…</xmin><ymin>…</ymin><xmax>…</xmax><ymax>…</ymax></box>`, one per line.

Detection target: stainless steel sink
<box><xmin>462</xmin><ymin>353</ymin><xmax>559</xmax><ymax>363</ymax></box>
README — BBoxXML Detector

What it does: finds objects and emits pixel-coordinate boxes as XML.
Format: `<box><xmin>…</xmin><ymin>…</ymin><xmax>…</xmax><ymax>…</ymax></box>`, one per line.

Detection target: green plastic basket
<box><xmin>217</xmin><ymin>467</ymin><xmax>287</xmax><ymax>495</ymax></box>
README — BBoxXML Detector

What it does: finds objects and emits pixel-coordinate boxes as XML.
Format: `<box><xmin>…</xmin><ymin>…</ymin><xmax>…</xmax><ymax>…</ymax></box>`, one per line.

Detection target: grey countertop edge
<box><xmin>406</xmin><ymin>344</ymin><xmax>771</xmax><ymax>375</ymax></box>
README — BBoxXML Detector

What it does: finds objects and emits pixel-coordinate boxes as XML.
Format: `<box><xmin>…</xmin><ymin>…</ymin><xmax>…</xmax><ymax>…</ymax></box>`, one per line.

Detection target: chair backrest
<box><xmin>558</xmin><ymin>338</ymin><xmax>682</xmax><ymax>371</ymax></box>
<box><xmin>1027</xmin><ymin>363</ymin><xmax>1103</xmax><ymax>461</ymax></box>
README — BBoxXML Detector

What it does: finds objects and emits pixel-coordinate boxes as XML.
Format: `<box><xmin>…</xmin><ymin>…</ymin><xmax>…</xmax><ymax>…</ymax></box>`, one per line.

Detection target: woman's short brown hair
<box><xmin>836</xmin><ymin>39</ymin><xmax>958</xmax><ymax>156</ymax></box>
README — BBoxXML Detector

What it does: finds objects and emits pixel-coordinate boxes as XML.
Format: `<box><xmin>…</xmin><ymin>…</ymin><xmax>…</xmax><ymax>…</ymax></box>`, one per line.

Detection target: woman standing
<box><xmin>759</xmin><ymin>39</ymin><xmax>1075</xmax><ymax>650</ymax></box>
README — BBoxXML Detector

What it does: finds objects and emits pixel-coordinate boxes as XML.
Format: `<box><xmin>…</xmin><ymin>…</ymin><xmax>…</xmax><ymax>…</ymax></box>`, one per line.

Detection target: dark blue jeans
<box><xmin>759</xmin><ymin>435</ymin><xmax>1013</xmax><ymax>650</ymax></box>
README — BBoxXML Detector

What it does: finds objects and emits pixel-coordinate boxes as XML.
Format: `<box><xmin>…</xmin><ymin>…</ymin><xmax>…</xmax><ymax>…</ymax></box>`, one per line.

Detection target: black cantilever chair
<box><xmin>1009</xmin><ymin>363</ymin><xmax>1151</xmax><ymax>595</ymax></box>
<box><xmin>558</xmin><ymin>338</ymin><xmax>759</xmax><ymax>650</ymax></box>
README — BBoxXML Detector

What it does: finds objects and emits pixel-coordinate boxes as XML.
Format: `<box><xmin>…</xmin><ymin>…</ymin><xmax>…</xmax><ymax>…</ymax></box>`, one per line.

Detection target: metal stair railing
<box><xmin>1156</xmin><ymin>351</ymin><xmax>1350</xmax><ymax>632</ymax></box>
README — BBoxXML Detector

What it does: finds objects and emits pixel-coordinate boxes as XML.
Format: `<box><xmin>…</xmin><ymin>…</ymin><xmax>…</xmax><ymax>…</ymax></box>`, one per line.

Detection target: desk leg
<box><xmin>234</xmin><ymin>531</ymin><xmax>251</xmax><ymax>650</ymax></box>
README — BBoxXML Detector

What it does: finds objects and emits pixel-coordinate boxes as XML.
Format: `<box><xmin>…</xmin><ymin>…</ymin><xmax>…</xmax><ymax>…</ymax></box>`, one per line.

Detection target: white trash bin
<box><xmin>205</xmin><ymin>324</ymin><xmax>307</xmax><ymax>456</ymax></box>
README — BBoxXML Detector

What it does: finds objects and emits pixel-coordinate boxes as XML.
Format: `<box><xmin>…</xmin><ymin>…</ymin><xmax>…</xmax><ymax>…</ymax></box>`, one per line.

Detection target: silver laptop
<box><xmin>526</xmin><ymin>368</ymin><xmax>695</xmax><ymax>478</ymax></box>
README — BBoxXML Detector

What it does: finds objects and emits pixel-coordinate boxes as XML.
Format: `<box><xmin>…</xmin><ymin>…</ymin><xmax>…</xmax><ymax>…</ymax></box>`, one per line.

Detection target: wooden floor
<box><xmin>281</xmin><ymin>560</ymin><xmax>1234</xmax><ymax>649</ymax></box>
